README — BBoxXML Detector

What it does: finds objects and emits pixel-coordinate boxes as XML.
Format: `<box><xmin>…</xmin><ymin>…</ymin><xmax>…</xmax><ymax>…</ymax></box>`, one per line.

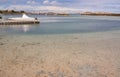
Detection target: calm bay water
<box><xmin>0</xmin><ymin>15</ymin><xmax>120</xmax><ymax>35</ymax></box>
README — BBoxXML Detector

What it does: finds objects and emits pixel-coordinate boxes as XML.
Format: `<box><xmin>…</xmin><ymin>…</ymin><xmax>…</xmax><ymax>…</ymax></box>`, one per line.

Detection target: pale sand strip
<box><xmin>0</xmin><ymin>31</ymin><xmax>120</xmax><ymax>77</ymax></box>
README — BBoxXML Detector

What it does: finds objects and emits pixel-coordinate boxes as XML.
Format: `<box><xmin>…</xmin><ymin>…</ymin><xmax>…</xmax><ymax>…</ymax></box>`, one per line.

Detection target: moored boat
<box><xmin>0</xmin><ymin>14</ymin><xmax>40</xmax><ymax>25</ymax></box>
<box><xmin>8</xmin><ymin>14</ymin><xmax>38</xmax><ymax>21</ymax></box>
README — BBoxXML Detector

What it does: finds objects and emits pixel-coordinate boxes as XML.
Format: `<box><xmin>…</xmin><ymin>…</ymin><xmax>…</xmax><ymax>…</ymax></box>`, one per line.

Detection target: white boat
<box><xmin>8</xmin><ymin>14</ymin><xmax>38</xmax><ymax>21</ymax></box>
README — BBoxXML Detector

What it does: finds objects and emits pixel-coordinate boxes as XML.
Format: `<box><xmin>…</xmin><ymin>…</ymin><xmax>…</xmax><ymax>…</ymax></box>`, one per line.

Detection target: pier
<box><xmin>0</xmin><ymin>19</ymin><xmax>40</xmax><ymax>25</ymax></box>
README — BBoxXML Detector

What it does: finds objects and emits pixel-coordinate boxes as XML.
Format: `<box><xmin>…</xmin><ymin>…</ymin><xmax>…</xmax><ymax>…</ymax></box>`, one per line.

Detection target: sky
<box><xmin>0</xmin><ymin>0</ymin><xmax>120</xmax><ymax>13</ymax></box>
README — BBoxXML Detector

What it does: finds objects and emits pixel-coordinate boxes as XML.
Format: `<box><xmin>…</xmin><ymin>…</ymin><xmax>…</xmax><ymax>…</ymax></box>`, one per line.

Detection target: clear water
<box><xmin>0</xmin><ymin>15</ymin><xmax>120</xmax><ymax>35</ymax></box>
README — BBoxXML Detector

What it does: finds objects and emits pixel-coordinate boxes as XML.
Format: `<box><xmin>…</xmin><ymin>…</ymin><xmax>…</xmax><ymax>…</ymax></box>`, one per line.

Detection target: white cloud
<box><xmin>6</xmin><ymin>5</ymin><xmax>81</xmax><ymax>13</ymax></box>
<box><xmin>6</xmin><ymin>5</ymin><xmax>36</xmax><ymax>11</ymax></box>
<box><xmin>43</xmin><ymin>0</ymin><xmax>59</xmax><ymax>5</ymax></box>
<box><xmin>50</xmin><ymin>1</ymin><xmax>58</xmax><ymax>5</ymax></box>
<box><xmin>43</xmin><ymin>0</ymin><xmax>50</xmax><ymax>4</ymax></box>
<box><xmin>38</xmin><ymin>6</ymin><xmax>80</xmax><ymax>13</ymax></box>
<box><xmin>27</xmin><ymin>0</ymin><xmax>38</xmax><ymax>5</ymax></box>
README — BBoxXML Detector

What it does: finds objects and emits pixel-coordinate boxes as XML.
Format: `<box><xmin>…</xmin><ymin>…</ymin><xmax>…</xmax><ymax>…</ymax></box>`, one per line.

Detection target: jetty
<box><xmin>0</xmin><ymin>14</ymin><xmax>40</xmax><ymax>25</ymax></box>
<box><xmin>0</xmin><ymin>19</ymin><xmax>39</xmax><ymax>25</ymax></box>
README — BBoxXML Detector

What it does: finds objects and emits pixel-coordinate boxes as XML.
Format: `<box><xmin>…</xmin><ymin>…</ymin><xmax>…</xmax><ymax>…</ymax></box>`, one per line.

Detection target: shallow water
<box><xmin>0</xmin><ymin>15</ymin><xmax>120</xmax><ymax>35</ymax></box>
<box><xmin>0</xmin><ymin>15</ymin><xmax>120</xmax><ymax>77</ymax></box>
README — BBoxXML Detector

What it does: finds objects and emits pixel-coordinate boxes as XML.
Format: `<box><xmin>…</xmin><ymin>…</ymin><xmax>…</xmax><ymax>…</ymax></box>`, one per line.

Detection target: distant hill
<box><xmin>81</xmin><ymin>12</ymin><xmax>120</xmax><ymax>16</ymax></box>
<box><xmin>0</xmin><ymin>10</ymin><xmax>25</xmax><ymax>14</ymax></box>
<box><xmin>27</xmin><ymin>12</ymin><xmax>69</xmax><ymax>16</ymax></box>
<box><xmin>0</xmin><ymin>10</ymin><xmax>69</xmax><ymax>16</ymax></box>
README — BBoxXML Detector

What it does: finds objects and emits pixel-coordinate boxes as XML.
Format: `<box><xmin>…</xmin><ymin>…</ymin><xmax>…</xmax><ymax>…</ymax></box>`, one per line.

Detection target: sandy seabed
<box><xmin>0</xmin><ymin>31</ymin><xmax>120</xmax><ymax>77</ymax></box>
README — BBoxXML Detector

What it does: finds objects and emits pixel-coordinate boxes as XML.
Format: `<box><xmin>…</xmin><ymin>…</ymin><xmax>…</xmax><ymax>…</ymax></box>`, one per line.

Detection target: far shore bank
<box><xmin>1</xmin><ymin>10</ymin><xmax>120</xmax><ymax>17</ymax></box>
<box><xmin>81</xmin><ymin>12</ymin><xmax>120</xmax><ymax>16</ymax></box>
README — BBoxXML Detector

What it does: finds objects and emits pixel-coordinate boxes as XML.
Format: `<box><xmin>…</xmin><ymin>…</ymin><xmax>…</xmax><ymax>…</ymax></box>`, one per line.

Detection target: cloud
<box><xmin>43</xmin><ymin>0</ymin><xmax>60</xmax><ymax>5</ymax></box>
<box><xmin>43</xmin><ymin>0</ymin><xmax>50</xmax><ymax>4</ymax></box>
<box><xmin>27</xmin><ymin>0</ymin><xmax>38</xmax><ymax>5</ymax></box>
<box><xmin>50</xmin><ymin>1</ymin><xmax>58</xmax><ymax>5</ymax></box>
<box><xmin>66</xmin><ymin>0</ymin><xmax>120</xmax><ymax>12</ymax></box>
<box><xmin>38</xmin><ymin>6</ymin><xmax>81</xmax><ymax>13</ymax></box>
<box><xmin>6</xmin><ymin>5</ymin><xmax>81</xmax><ymax>13</ymax></box>
<box><xmin>6</xmin><ymin>5</ymin><xmax>35</xmax><ymax>11</ymax></box>
<box><xmin>1</xmin><ymin>0</ymin><xmax>120</xmax><ymax>13</ymax></box>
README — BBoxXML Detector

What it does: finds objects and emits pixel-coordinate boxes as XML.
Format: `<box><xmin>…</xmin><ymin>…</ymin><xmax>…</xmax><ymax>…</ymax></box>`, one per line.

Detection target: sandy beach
<box><xmin>0</xmin><ymin>31</ymin><xmax>120</xmax><ymax>77</ymax></box>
